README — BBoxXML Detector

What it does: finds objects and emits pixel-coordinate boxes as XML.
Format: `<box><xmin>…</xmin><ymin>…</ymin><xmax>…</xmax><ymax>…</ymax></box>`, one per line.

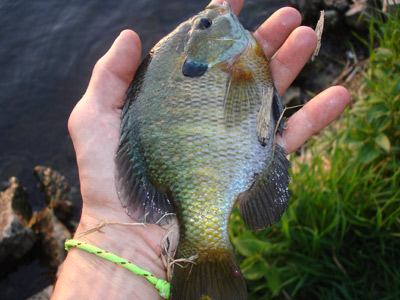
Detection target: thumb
<box><xmin>67</xmin><ymin>30</ymin><xmax>141</xmax><ymax>168</ymax></box>
<box><xmin>85</xmin><ymin>29</ymin><xmax>142</xmax><ymax>110</ymax></box>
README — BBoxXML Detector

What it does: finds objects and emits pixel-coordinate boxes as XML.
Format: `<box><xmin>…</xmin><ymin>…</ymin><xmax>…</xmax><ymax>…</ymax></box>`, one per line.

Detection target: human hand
<box><xmin>53</xmin><ymin>1</ymin><xmax>350</xmax><ymax>299</ymax></box>
<box><xmin>54</xmin><ymin>30</ymin><xmax>169</xmax><ymax>300</ymax></box>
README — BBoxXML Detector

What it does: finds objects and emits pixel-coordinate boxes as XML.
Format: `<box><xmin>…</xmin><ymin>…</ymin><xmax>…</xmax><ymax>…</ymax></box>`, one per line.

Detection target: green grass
<box><xmin>230</xmin><ymin>3</ymin><xmax>400</xmax><ymax>299</ymax></box>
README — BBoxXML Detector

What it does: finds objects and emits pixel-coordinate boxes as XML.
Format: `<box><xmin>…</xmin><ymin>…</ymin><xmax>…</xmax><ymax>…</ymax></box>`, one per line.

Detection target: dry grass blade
<box><xmin>77</xmin><ymin>219</ymin><xmax>147</xmax><ymax>238</ymax></box>
<box><xmin>312</xmin><ymin>10</ymin><xmax>324</xmax><ymax>62</ymax></box>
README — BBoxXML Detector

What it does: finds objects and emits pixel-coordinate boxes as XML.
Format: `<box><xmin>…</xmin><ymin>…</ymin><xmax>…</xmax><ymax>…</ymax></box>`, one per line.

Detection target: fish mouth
<box><xmin>182</xmin><ymin>59</ymin><xmax>209</xmax><ymax>77</ymax></box>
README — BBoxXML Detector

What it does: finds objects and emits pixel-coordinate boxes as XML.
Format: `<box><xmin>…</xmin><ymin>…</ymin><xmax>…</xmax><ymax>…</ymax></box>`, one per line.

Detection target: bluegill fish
<box><xmin>116</xmin><ymin>2</ymin><xmax>290</xmax><ymax>299</ymax></box>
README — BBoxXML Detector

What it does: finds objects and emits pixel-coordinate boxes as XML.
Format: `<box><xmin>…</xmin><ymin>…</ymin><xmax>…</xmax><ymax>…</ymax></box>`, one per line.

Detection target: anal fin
<box><xmin>238</xmin><ymin>144</ymin><xmax>291</xmax><ymax>231</ymax></box>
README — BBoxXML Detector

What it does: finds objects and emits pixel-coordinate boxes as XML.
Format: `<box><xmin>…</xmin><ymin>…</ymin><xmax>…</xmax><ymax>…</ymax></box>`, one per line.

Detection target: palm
<box><xmin>68</xmin><ymin>98</ymin><xmax>120</xmax><ymax>211</ymax></box>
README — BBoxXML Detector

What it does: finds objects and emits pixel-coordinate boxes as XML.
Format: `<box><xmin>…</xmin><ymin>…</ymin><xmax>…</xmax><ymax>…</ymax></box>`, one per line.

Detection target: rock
<box><xmin>324</xmin><ymin>9</ymin><xmax>340</xmax><ymax>27</ymax></box>
<box><xmin>285</xmin><ymin>0</ymin><xmax>384</xmax><ymax>30</ymax></box>
<box><xmin>33</xmin><ymin>166</ymin><xmax>73</xmax><ymax>223</ymax></box>
<box><xmin>285</xmin><ymin>0</ymin><xmax>321</xmax><ymax>11</ymax></box>
<box><xmin>31</xmin><ymin>167</ymin><xmax>73</xmax><ymax>269</ymax></box>
<box><xmin>286</xmin><ymin>0</ymin><xmax>350</xmax><ymax>24</ymax></box>
<box><xmin>27</xmin><ymin>285</ymin><xmax>54</xmax><ymax>300</ymax></box>
<box><xmin>324</xmin><ymin>0</ymin><xmax>350</xmax><ymax>11</ymax></box>
<box><xmin>0</xmin><ymin>177</ymin><xmax>36</xmax><ymax>270</ymax></box>
<box><xmin>33</xmin><ymin>207</ymin><xmax>71</xmax><ymax>269</ymax></box>
<box><xmin>286</xmin><ymin>0</ymin><xmax>323</xmax><ymax>23</ymax></box>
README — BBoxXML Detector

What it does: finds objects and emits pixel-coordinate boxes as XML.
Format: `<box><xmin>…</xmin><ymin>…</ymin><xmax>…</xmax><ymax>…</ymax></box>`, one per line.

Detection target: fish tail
<box><xmin>170</xmin><ymin>248</ymin><xmax>247</xmax><ymax>300</ymax></box>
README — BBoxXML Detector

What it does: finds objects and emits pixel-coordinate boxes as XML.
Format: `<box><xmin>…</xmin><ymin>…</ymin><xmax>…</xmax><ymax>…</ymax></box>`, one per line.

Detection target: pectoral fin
<box><xmin>223</xmin><ymin>62</ymin><xmax>260</xmax><ymax>128</ymax></box>
<box><xmin>238</xmin><ymin>144</ymin><xmax>291</xmax><ymax>231</ymax></box>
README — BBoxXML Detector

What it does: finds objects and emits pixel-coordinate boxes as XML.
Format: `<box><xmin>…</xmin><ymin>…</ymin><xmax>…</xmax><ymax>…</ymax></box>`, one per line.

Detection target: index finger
<box><xmin>254</xmin><ymin>7</ymin><xmax>302</xmax><ymax>59</ymax></box>
<box><xmin>276</xmin><ymin>86</ymin><xmax>351</xmax><ymax>153</ymax></box>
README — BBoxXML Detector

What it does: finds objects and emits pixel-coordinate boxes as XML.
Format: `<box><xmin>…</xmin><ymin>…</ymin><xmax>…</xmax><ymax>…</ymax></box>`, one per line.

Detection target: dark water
<box><xmin>0</xmin><ymin>0</ymin><xmax>286</xmax><ymax>298</ymax></box>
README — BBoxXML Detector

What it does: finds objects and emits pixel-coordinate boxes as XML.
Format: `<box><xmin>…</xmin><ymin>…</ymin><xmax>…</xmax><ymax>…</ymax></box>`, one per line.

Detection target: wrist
<box><xmin>53</xmin><ymin>242</ymin><xmax>162</xmax><ymax>300</ymax></box>
<box><xmin>78</xmin><ymin>211</ymin><xmax>167</xmax><ymax>273</ymax></box>
<box><xmin>53</xmin><ymin>207</ymin><xmax>168</xmax><ymax>300</ymax></box>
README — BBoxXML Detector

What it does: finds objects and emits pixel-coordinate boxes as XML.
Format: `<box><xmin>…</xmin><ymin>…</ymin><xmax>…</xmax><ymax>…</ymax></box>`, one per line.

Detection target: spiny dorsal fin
<box><xmin>237</xmin><ymin>144</ymin><xmax>291</xmax><ymax>231</ymax></box>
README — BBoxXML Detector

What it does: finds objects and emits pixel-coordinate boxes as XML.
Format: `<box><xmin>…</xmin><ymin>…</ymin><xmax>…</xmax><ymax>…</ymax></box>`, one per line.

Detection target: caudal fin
<box><xmin>170</xmin><ymin>249</ymin><xmax>247</xmax><ymax>300</ymax></box>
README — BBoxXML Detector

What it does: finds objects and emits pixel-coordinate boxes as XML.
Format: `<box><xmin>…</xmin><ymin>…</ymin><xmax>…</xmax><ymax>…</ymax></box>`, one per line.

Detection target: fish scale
<box><xmin>116</xmin><ymin>2</ymin><xmax>291</xmax><ymax>299</ymax></box>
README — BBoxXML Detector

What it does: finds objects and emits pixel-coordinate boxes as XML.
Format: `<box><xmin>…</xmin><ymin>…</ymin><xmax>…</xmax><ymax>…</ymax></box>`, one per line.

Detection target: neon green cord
<box><xmin>65</xmin><ymin>239</ymin><xmax>170</xmax><ymax>299</ymax></box>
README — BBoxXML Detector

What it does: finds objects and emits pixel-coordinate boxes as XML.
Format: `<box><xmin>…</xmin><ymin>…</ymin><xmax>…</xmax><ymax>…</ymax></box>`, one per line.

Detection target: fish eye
<box><xmin>198</xmin><ymin>18</ymin><xmax>212</xmax><ymax>30</ymax></box>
